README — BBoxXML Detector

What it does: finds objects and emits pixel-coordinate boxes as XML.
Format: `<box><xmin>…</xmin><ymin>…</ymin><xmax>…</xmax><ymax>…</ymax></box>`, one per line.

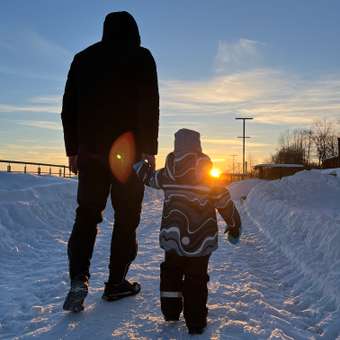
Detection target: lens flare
<box><xmin>210</xmin><ymin>168</ymin><xmax>221</xmax><ymax>178</ymax></box>
<box><xmin>109</xmin><ymin>132</ymin><xmax>136</xmax><ymax>183</ymax></box>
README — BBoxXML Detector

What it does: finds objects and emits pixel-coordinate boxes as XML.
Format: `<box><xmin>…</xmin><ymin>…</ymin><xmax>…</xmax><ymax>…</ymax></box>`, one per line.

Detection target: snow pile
<box><xmin>245</xmin><ymin>170</ymin><xmax>340</xmax><ymax>304</ymax></box>
<box><xmin>228</xmin><ymin>178</ymin><xmax>265</xmax><ymax>201</ymax></box>
<box><xmin>321</xmin><ymin>167</ymin><xmax>340</xmax><ymax>177</ymax></box>
<box><xmin>0</xmin><ymin>173</ymin><xmax>77</xmax><ymax>255</ymax></box>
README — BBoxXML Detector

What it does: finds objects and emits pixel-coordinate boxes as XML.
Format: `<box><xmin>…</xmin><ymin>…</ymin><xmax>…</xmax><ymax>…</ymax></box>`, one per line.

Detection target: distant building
<box><xmin>254</xmin><ymin>163</ymin><xmax>304</xmax><ymax>180</ymax></box>
<box><xmin>322</xmin><ymin>138</ymin><xmax>340</xmax><ymax>169</ymax></box>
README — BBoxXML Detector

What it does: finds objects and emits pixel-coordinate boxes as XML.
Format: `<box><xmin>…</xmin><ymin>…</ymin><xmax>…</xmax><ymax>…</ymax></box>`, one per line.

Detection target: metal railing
<box><xmin>0</xmin><ymin>159</ymin><xmax>253</xmax><ymax>181</ymax></box>
<box><xmin>0</xmin><ymin>159</ymin><xmax>73</xmax><ymax>177</ymax></box>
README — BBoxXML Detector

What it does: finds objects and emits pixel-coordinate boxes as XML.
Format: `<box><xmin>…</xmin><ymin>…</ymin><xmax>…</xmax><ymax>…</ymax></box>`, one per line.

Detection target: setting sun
<box><xmin>210</xmin><ymin>168</ymin><xmax>221</xmax><ymax>178</ymax></box>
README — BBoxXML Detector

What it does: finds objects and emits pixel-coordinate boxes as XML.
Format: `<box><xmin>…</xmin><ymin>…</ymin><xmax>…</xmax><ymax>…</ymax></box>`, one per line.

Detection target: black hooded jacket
<box><xmin>61</xmin><ymin>11</ymin><xmax>159</xmax><ymax>159</ymax></box>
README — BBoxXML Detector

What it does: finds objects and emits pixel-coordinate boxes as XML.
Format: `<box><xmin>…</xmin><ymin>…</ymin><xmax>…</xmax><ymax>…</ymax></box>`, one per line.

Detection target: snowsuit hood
<box><xmin>174</xmin><ymin>129</ymin><xmax>202</xmax><ymax>155</ymax></box>
<box><xmin>102</xmin><ymin>11</ymin><xmax>141</xmax><ymax>47</ymax></box>
<box><xmin>171</xmin><ymin>129</ymin><xmax>204</xmax><ymax>185</ymax></box>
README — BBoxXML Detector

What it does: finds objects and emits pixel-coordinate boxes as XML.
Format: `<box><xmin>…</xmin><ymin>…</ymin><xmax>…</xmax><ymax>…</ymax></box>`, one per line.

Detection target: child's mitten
<box><xmin>225</xmin><ymin>225</ymin><xmax>241</xmax><ymax>245</ymax></box>
<box><xmin>133</xmin><ymin>160</ymin><xmax>152</xmax><ymax>183</ymax></box>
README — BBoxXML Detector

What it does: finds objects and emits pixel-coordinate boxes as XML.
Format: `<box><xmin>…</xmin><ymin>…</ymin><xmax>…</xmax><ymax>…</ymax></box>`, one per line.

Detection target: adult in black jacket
<box><xmin>61</xmin><ymin>11</ymin><xmax>159</xmax><ymax>312</ymax></box>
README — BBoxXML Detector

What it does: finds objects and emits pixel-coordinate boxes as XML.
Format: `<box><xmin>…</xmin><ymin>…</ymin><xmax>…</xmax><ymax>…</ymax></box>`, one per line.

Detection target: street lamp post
<box><xmin>235</xmin><ymin>117</ymin><xmax>253</xmax><ymax>176</ymax></box>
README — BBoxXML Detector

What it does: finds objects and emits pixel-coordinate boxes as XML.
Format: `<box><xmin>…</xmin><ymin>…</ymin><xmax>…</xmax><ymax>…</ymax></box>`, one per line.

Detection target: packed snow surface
<box><xmin>0</xmin><ymin>170</ymin><xmax>339</xmax><ymax>339</ymax></box>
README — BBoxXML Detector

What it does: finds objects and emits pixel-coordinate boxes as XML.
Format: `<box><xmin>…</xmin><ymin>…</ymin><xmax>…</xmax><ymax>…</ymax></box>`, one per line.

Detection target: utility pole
<box><xmin>235</xmin><ymin>117</ymin><xmax>253</xmax><ymax>176</ymax></box>
<box><xmin>230</xmin><ymin>154</ymin><xmax>237</xmax><ymax>182</ymax></box>
<box><xmin>230</xmin><ymin>154</ymin><xmax>237</xmax><ymax>175</ymax></box>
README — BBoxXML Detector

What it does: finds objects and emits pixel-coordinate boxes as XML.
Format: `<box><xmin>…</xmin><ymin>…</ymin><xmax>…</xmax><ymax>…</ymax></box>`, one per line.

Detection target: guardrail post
<box><xmin>24</xmin><ymin>164</ymin><xmax>27</xmax><ymax>173</ymax></box>
<box><xmin>59</xmin><ymin>168</ymin><xmax>62</xmax><ymax>177</ymax></box>
<box><xmin>38</xmin><ymin>166</ymin><xmax>41</xmax><ymax>175</ymax></box>
<box><xmin>7</xmin><ymin>163</ymin><xmax>11</xmax><ymax>172</ymax></box>
<box><xmin>49</xmin><ymin>167</ymin><xmax>52</xmax><ymax>175</ymax></box>
<box><xmin>63</xmin><ymin>166</ymin><xmax>66</xmax><ymax>178</ymax></box>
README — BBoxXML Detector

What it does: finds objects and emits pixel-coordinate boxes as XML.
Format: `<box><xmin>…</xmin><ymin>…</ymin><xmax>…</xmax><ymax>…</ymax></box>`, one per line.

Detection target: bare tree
<box><xmin>271</xmin><ymin>119</ymin><xmax>339</xmax><ymax>167</ymax></box>
<box><xmin>312</xmin><ymin>119</ymin><xmax>337</xmax><ymax>165</ymax></box>
<box><xmin>272</xmin><ymin>128</ymin><xmax>312</xmax><ymax>165</ymax></box>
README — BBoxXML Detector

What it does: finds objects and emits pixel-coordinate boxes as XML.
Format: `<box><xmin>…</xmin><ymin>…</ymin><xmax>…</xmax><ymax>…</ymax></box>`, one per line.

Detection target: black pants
<box><xmin>67</xmin><ymin>160</ymin><xmax>144</xmax><ymax>283</ymax></box>
<box><xmin>160</xmin><ymin>252</ymin><xmax>210</xmax><ymax>328</ymax></box>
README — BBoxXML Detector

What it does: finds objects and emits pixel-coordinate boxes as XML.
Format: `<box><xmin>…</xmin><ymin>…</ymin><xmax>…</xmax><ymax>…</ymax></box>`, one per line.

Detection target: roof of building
<box><xmin>254</xmin><ymin>163</ymin><xmax>304</xmax><ymax>169</ymax></box>
<box><xmin>323</xmin><ymin>155</ymin><xmax>339</xmax><ymax>162</ymax></box>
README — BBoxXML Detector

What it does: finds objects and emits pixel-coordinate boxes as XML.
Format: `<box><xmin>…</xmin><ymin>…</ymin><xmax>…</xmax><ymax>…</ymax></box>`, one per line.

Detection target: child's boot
<box><xmin>160</xmin><ymin>260</ymin><xmax>183</xmax><ymax>321</ymax></box>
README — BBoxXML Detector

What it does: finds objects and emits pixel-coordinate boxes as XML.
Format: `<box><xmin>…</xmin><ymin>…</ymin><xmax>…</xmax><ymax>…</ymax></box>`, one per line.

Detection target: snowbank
<box><xmin>245</xmin><ymin>170</ymin><xmax>340</xmax><ymax>305</ymax></box>
<box><xmin>0</xmin><ymin>173</ymin><xmax>77</xmax><ymax>256</ymax></box>
<box><xmin>321</xmin><ymin>167</ymin><xmax>340</xmax><ymax>177</ymax></box>
<box><xmin>228</xmin><ymin>178</ymin><xmax>265</xmax><ymax>201</ymax></box>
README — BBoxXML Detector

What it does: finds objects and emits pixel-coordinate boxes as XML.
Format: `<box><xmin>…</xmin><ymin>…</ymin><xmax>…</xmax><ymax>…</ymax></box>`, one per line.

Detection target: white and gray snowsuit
<box><xmin>134</xmin><ymin>128</ymin><xmax>241</xmax><ymax>331</ymax></box>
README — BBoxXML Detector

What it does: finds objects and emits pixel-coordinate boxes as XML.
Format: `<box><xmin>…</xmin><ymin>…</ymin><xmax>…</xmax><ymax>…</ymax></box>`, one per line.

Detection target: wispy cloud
<box><xmin>0</xmin><ymin>103</ymin><xmax>60</xmax><ymax>114</ymax></box>
<box><xmin>17</xmin><ymin>120</ymin><xmax>62</xmax><ymax>131</ymax></box>
<box><xmin>214</xmin><ymin>39</ymin><xmax>263</xmax><ymax>73</ymax></box>
<box><xmin>29</xmin><ymin>96</ymin><xmax>62</xmax><ymax>104</ymax></box>
<box><xmin>25</xmin><ymin>30</ymin><xmax>71</xmax><ymax>61</ymax></box>
<box><xmin>159</xmin><ymin>39</ymin><xmax>340</xmax><ymax>127</ymax></box>
<box><xmin>0</xmin><ymin>94</ymin><xmax>62</xmax><ymax>114</ymax></box>
<box><xmin>160</xmin><ymin>69</ymin><xmax>340</xmax><ymax>126</ymax></box>
<box><xmin>0</xmin><ymin>29</ymin><xmax>71</xmax><ymax>80</ymax></box>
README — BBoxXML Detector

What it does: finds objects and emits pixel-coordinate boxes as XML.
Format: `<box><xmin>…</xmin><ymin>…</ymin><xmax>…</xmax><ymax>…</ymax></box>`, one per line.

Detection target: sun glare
<box><xmin>109</xmin><ymin>132</ymin><xmax>136</xmax><ymax>183</ymax></box>
<box><xmin>210</xmin><ymin>168</ymin><xmax>221</xmax><ymax>178</ymax></box>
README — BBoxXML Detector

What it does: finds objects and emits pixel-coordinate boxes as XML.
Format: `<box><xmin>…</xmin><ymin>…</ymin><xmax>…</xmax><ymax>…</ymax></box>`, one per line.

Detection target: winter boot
<box><xmin>102</xmin><ymin>280</ymin><xmax>141</xmax><ymax>301</ymax></box>
<box><xmin>63</xmin><ymin>278</ymin><xmax>89</xmax><ymax>313</ymax></box>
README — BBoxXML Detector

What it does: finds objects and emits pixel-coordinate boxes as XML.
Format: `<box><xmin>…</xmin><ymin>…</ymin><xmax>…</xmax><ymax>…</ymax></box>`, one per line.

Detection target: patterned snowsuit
<box><xmin>135</xmin><ymin>150</ymin><xmax>241</xmax><ymax>329</ymax></box>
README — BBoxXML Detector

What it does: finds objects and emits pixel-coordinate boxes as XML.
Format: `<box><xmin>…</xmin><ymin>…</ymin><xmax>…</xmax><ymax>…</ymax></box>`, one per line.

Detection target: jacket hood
<box><xmin>174</xmin><ymin>129</ymin><xmax>202</xmax><ymax>155</ymax></box>
<box><xmin>102</xmin><ymin>11</ymin><xmax>141</xmax><ymax>46</ymax></box>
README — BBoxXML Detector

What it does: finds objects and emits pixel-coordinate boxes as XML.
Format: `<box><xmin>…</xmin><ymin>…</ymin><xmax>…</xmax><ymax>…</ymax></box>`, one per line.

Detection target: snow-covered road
<box><xmin>0</xmin><ymin>172</ymin><xmax>339</xmax><ymax>339</ymax></box>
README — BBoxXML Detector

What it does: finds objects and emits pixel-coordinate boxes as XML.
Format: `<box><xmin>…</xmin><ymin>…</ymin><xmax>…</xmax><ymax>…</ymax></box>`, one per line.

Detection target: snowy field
<box><xmin>0</xmin><ymin>170</ymin><xmax>339</xmax><ymax>339</ymax></box>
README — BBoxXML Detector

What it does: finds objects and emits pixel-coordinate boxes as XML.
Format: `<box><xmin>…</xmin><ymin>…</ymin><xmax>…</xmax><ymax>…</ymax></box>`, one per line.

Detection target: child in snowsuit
<box><xmin>134</xmin><ymin>128</ymin><xmax>241</xmax><ymax>335</ymax></box>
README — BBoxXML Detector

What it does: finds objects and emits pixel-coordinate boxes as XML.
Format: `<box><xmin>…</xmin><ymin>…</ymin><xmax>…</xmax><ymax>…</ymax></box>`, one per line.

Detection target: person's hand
<box><xmin>68</xmin><ymin>155</ymin><xmax>78</xmax><ymax>175</ymax></box>
<box><xmin>142</xmin><ymin>153</ymin><xmax>156</xmax><ymax>171</ymax></box>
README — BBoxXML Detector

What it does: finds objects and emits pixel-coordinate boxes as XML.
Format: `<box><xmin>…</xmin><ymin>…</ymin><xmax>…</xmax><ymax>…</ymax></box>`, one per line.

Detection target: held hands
<box><xmin>225</xmin><ymin>225</ymin><xmax>241</xmax><ymax>245</ymax></box>
<box><xmin>133</xmin><ymin>160</ymin><xmax>152</xmax><ymax>183</ymax></box>
<box><xmin>68</xmin><ymin>155</ymin><xmax>78</xmax><ymax>175</ymax></box>
<box><xmin>141</xmin><ymin>153</ymin><xmax>156</xmax><ymax>171</ymax></box>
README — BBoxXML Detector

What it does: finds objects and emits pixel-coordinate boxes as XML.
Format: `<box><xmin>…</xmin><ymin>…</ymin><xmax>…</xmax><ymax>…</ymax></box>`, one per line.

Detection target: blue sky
<box><xmin>1</xmin><ymin>0</ymin><xmax>340</xmax><ymax>170</ymax></box>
